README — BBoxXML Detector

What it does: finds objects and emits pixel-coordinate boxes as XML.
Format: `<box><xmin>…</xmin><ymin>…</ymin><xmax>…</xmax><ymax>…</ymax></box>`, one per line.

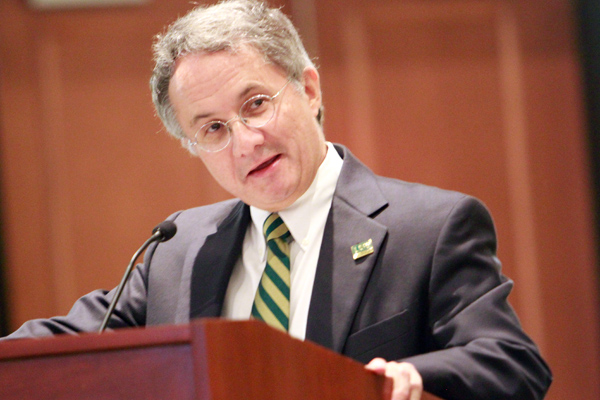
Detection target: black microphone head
<box><xmin>152</xmin><ymin>221</ymin><xmax>177</xmax><ymax>242</ymax></box>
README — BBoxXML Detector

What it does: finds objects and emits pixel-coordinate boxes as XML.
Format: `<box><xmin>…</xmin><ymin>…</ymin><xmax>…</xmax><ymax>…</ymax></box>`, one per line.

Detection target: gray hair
<box><xmin>151</xmin><ymin>0</ymin><xmax>323</xmax><ymax>141</ymax></box>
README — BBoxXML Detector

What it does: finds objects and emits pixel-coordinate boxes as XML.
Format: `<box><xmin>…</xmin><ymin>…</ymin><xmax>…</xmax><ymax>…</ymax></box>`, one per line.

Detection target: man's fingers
<box><xmin>402</xmin><ymin>364</ymin><xmax>423</xmax><ymax>400</ymax></box>
<box><xmin>365</xmin><ymin>357</ymin><xmax>387</xmax><ymax>373</ymax></box>
<box><xmin>365</xmin><ymin>359</ymin><xmax>423</xmax><ymax>400</ymax></box>
<box><xmin>387</xmin><ymin>366</ymin><xmax>411</xmax><ymax>400</ymax></box>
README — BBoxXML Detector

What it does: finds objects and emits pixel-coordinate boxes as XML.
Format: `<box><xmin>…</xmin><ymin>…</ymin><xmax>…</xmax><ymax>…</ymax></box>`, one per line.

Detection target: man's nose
<box><xmin>230</xmin><ymin>120</ymin><xmax>265</xmax><ymax>157</ymax></box>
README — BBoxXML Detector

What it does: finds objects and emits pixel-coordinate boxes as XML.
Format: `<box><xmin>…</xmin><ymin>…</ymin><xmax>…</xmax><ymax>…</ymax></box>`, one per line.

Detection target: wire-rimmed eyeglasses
<box><xmin>187</xmin><ymin>80</ymin><xmax>291</xmax><ymax>153</ymax></box>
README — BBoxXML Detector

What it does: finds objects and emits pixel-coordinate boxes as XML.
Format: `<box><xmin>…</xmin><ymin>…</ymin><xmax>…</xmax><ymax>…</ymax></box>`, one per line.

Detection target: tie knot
<box><xmin>263</xmin><ymin>213</ymin><xmax>291</xmax><ymax>242</ymax></box>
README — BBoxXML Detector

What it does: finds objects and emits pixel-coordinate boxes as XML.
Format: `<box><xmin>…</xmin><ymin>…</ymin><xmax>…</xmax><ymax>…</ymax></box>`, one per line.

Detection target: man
<box><xmin>3</xmin><ymin>1</ymin><xmax>551</xmax><ymax>399</ymax></box>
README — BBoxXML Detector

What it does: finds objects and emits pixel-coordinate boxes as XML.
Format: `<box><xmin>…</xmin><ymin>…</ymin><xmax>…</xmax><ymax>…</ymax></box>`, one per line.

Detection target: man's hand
<box><xmin>365</xmin><ymin>358</ymin><xmax>423</xmax><ymax>400</ymax></box>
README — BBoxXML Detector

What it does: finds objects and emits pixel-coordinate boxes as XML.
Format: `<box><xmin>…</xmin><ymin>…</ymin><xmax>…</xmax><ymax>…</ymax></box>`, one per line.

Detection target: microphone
<box><xmin>98</xmin><ymin>221</ymin><xmax>178</xmax><ymax>333</ymax></box>
<box><xmin>152</xmin><ymin>220</ymin><xmax>177</xmax><ymax>241</ymax></box>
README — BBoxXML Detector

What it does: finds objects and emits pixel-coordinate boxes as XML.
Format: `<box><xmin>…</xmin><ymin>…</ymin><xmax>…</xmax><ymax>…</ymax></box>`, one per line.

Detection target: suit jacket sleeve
<box><xmin>403</xmin><ymin>196</ymin><xmax>551</xmax><ymax>399</ymax></box>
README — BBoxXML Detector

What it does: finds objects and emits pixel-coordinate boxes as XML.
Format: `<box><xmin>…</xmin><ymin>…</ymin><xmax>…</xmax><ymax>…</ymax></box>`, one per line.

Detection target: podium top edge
<box><xmin>0</xmin><ymin>322</ymin><xmax>192</xmax><ymax>360</ymax></box>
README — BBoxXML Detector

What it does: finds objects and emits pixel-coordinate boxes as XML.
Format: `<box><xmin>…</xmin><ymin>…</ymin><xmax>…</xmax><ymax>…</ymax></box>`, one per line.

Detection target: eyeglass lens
<box><xmin>196</xmin><ymin>95</ymin><xmax>275</xmax><ymax>151</ymax></box>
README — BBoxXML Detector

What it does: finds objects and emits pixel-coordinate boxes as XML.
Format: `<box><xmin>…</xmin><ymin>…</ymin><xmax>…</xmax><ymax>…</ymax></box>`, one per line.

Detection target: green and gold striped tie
<box><xmin>251</xmin><ymin>213</ymin><xmax>291</xmax><ymax>331</ymax></box>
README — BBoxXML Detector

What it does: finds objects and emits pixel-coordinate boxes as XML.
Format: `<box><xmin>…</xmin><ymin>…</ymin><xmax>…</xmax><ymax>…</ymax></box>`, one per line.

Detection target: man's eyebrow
<box><xmin>188</xmin><ymin>83</ymin><xmax>267</xmax><ymax>128</ymax></box>
<box><xmin>189</xmin><ymin>112</ymin><xmax>213</xmax><ymax>129</ymax></box>
<box><xmin>239</xmin><ymin>83</ymin><xmax>264</xmax><ymax>99</ymax></box>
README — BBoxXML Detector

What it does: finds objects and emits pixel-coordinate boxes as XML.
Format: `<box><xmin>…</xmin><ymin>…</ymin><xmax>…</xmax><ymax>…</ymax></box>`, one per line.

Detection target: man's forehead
<box><xmin>172</xmin><ymin>46</ymin><xmax>267</xmax><ymax>74</ymax></box>
<box><xmin>170</xmin><ymin>47</ymin><xmax>287</xmax><ymax>98</ymax></box>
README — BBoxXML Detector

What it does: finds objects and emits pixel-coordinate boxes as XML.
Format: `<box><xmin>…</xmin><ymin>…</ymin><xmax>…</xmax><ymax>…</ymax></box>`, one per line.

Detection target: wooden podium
<box><xmin>0</xmin><ymin>319</ymin><xmax>442</xmax><ymax>399</ymax></box>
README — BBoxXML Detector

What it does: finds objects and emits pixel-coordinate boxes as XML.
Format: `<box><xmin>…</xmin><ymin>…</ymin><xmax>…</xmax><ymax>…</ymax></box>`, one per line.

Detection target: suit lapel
<box><xmin>189</xmin><ymin>201</ymin><xmax>250</xmax><ymax>319</ymax></box>
<box><xmin>306</xmin><ymin>145</ymin><xmax>389</xmax><ymax>353</ymax></box>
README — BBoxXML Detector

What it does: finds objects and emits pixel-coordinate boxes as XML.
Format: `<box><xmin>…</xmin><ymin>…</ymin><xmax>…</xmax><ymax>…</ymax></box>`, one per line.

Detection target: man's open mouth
<box><xmin>249</xmin><ymin>154</ymin><xmax>281</xmax><ymax>175</ymax></box>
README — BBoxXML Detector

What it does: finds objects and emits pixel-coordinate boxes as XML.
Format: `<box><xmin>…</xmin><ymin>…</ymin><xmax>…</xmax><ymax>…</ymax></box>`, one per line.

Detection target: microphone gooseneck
<box><xmin>98</xmin><ymin>221</ymin><xmax>178</xmax><ymax>333</ymax></box>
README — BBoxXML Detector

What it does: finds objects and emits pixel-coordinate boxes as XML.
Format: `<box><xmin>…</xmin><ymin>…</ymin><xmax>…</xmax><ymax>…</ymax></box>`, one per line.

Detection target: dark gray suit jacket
<box><xmin>4</xmin><ymin>144</ymin><xmax>551</xmax><ymax>400</ymax></box>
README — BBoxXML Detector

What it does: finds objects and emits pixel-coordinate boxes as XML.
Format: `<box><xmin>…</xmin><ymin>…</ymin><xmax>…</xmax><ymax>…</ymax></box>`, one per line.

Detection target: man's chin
<box><xmin>243</xmin><ymin>192</ymin><xmax>297</xmax><ymax>212</ymax></box>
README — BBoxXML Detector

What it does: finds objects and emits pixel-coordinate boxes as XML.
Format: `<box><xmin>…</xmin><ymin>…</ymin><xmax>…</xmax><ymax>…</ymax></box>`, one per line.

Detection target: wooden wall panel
<box><xmin>519</xmin><ymin>8</ymin><xmax>600</xmax><ymax>396</ymax></box>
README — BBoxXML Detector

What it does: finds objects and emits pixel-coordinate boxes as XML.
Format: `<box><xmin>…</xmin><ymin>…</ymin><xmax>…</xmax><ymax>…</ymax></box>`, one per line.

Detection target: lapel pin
<box><xmin>351</xmin><ymin>238</ymin><xmax>374</xmax><ymax>260</ymax></box>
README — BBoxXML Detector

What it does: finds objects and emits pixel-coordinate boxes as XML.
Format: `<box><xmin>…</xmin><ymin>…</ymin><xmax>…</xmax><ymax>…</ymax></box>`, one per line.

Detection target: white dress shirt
<box><xmin>222</xmin><ymin>142</ymin><xmax>343</xmax><ymax>339</ymax></box>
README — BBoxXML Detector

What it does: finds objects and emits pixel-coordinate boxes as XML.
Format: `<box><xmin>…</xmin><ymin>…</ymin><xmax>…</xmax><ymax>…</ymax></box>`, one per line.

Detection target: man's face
<box><xmin>168</xmin><ymin>47</ymin><xmax>326</xmax><ymax>211</ymax></box>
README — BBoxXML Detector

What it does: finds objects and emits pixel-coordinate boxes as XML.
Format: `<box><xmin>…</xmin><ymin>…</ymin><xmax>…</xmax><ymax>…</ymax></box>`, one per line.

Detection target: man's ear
<box><xmin>302</xmin><ymin>67</ymin><xmax>322</xmax><ymax>118</ymax></box>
